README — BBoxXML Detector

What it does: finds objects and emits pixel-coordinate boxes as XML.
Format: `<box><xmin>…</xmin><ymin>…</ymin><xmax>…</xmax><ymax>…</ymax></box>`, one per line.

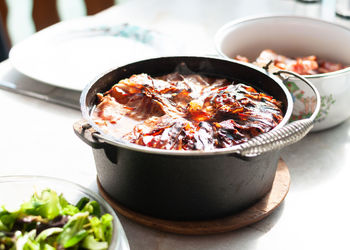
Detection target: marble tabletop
<box><xmin>1</xmin><ymin>0</ymin><xmax>350</xmax><ymax>249</ymax></box>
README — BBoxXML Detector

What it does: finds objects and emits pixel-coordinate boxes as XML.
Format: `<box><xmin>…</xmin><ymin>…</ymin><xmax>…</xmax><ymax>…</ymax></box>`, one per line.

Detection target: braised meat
<box><xmin>92</xmin><ymin>72</ymin><xmax>283</xmax><ymax>150</ymax></box>
<box><xmin>235</xmin><ymin>49</ymin><xmax>346</xmax><ymax>75</ymax></box>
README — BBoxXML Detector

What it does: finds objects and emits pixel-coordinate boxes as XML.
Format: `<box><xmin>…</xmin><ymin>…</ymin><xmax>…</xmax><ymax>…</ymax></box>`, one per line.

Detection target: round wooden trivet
<box><xmin>97</xmin><ymin>159</ymin><xmax>290</xmax><ymax>235</ymax></box>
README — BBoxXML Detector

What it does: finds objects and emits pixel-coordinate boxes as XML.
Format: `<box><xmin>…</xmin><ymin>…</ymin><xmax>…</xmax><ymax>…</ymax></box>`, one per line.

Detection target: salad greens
<box><xmin>0</xmin><ymin>189</ymin><xmax>113</xmax><ymax>249</ymax></box>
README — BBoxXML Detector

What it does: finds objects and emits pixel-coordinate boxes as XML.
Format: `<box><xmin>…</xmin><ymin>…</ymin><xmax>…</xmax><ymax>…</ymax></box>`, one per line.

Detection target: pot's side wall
<box><xmin>93</xmin><ymin>144</ymin><xmax>280</xmax><ymax>221</ymax></box>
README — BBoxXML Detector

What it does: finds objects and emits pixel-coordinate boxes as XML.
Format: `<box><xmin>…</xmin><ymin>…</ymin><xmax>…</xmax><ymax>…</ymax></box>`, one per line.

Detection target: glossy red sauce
<box><xmin>235</xmin><ymin>49</ymin><xmax>347</xmax><ymax>75</ymax></box>
<box><xmin>92</xmin><ymin>73</ymin><xmax>284</xmax><ymax>150</ymax></box>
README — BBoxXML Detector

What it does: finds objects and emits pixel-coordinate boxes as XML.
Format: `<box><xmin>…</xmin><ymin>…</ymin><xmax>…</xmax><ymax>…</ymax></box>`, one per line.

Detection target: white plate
<box><xmin>9</xmin><ymin>17</ymin><xmax>183</xmax><ymax>91</ymax></box>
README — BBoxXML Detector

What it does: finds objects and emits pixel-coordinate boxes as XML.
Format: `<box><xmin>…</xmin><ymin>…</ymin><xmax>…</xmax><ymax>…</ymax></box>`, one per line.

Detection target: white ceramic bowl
<box><xmin>215</xmin><ymin>15</ymin><xmax>350</xmax><ymax>131</ymax></box>
<box><xmin>0</xmin><ymin>175</ymin><xmax>130</xmax><ymax>250</ymax></box>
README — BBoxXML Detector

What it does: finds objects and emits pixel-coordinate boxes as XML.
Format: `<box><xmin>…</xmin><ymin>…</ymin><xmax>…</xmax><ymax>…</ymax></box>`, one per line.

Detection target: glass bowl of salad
<box><xmin>0</xmin><ymin>175</ymin><xmax>129</xmax><ymax>250</ymax></box>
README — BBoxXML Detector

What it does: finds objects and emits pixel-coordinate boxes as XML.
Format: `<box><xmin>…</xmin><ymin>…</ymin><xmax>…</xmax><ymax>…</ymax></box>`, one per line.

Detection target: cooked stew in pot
<box><xmin>235</xmin><ymin>49</ymin><xmax>347</xmax><ymax>75</ymax></box>
<box><xmin>92</xmin><ymin>72</ymin><xmax>284</xmax><ymax>150</ymax></box>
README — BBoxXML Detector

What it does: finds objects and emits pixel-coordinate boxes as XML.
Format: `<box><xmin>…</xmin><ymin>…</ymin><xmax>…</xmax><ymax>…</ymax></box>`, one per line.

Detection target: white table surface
<box><xmin>1</xmin><ymin>0</ymin><xmax>350</xmax><ymax>249</ymax></box>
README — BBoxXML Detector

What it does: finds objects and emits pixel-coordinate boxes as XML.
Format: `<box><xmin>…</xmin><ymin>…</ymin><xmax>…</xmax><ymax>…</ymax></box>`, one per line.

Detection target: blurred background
<box><xmin>2</xmin><ymin>0</ymin><xmax>345</xmax><ymax>46</ymax></box>
<box><xmin>0</xmin><ymin>0</ymin><xmax>348</xmax><ymax>63</ymax></box>
<box><xmin>1</xmin><ymin>0</ymin><xmax>124</xmax><ymax>45</ymax></box>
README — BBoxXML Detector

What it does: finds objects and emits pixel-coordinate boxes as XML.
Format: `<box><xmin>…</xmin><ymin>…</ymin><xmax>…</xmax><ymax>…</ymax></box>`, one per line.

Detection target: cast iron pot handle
<box><xmin>73</xmin><ymin>119</ymin><xmax>104</xmax><ymax>149</ymax></box>
<box><xmin>233</xmin><ymin>70</ymin><xmax>321</xmax><ymax>157</ymax></box>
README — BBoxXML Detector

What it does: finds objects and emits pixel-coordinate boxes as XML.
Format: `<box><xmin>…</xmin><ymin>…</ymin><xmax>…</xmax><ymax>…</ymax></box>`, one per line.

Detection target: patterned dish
<box><xmin>215</xmin><ymin>16</ymin><xmax>350</xmax><ymax>131</ymax></box>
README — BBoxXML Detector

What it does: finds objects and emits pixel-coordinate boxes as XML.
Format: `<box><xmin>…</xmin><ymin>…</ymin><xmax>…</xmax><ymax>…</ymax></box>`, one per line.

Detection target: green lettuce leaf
<box><xmin>35</xmin><ymin>227</ymin><xmax>63</xmax><ymax>242</ymax></box>
<box><xmin>0</xmin><ymin>207</ymin><xmax>18</xmax><ymax>231</ymax></box>
<box><xmin>101</xmin><ymin>213</ymin><xmax>113</xmax><ymax>243</ymax></box>
<box><xmin>43</xmin><ymin>243</ymin><xmax>56</xmax><ymax>250</ymax></box>
<box><xmin>20</xmin><ymin>189</ymin><xmax>62</xmax><ymax>220</ymax></box>
<box><xmin>82</xmin><ymin>201</ymin><xmax>101</xmax><ymax>217</ymax></box>
<box><xmin>75</xmin><ymin>197</ymin><xmax>90</xmax><ymax>211</ymax></box>
<box><xmin>58</xmin><ymin>212</ymin><xmax>89</xmax><ymax>248</ymax></box>
<box><xmin>82</xmin><ymin>235</ymin><xmax>108</xmax><ymax>250</ymax></box>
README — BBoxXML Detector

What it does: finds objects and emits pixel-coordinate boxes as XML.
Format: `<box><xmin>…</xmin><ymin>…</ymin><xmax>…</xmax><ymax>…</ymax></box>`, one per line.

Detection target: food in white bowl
<box><xmin>0</xmin><ymin>176</ymin><xmax>129</xmax><ymax>250</ymax></box>
<box><xmin>234</xmin><ymin>49</ymin><xmax>347</xmax><ymax>75</ymax></box>
<box><xmin>215</xmin><ymin>16</ymin><xmax>350</xmax><ymax>131</ymax></box>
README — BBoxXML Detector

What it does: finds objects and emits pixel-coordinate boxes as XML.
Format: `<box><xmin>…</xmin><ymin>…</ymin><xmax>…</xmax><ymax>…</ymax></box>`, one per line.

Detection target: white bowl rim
<box><xmin>215</xmin><ymin>14</ymin><xmax>350</xmax><ymax>80</ymax></box>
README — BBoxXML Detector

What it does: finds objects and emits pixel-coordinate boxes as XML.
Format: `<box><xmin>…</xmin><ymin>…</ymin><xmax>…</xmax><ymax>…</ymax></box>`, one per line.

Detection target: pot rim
<box><xmin>80</xmin><ymin>56</ymin><xmax>293</xmax><ymax>156</ymax></box>
<box><xmin>215</xmin><ymin>14</ymin><xmax>350</xmax><ymax>80</ymax></box>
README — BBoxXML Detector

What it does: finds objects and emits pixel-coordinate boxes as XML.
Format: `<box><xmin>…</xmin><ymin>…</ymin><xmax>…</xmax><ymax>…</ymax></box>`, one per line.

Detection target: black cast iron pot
<box><xmin>74</xmin><ymin>56</ymin><xmax>320</xmax><ymax>221</ymax></box>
